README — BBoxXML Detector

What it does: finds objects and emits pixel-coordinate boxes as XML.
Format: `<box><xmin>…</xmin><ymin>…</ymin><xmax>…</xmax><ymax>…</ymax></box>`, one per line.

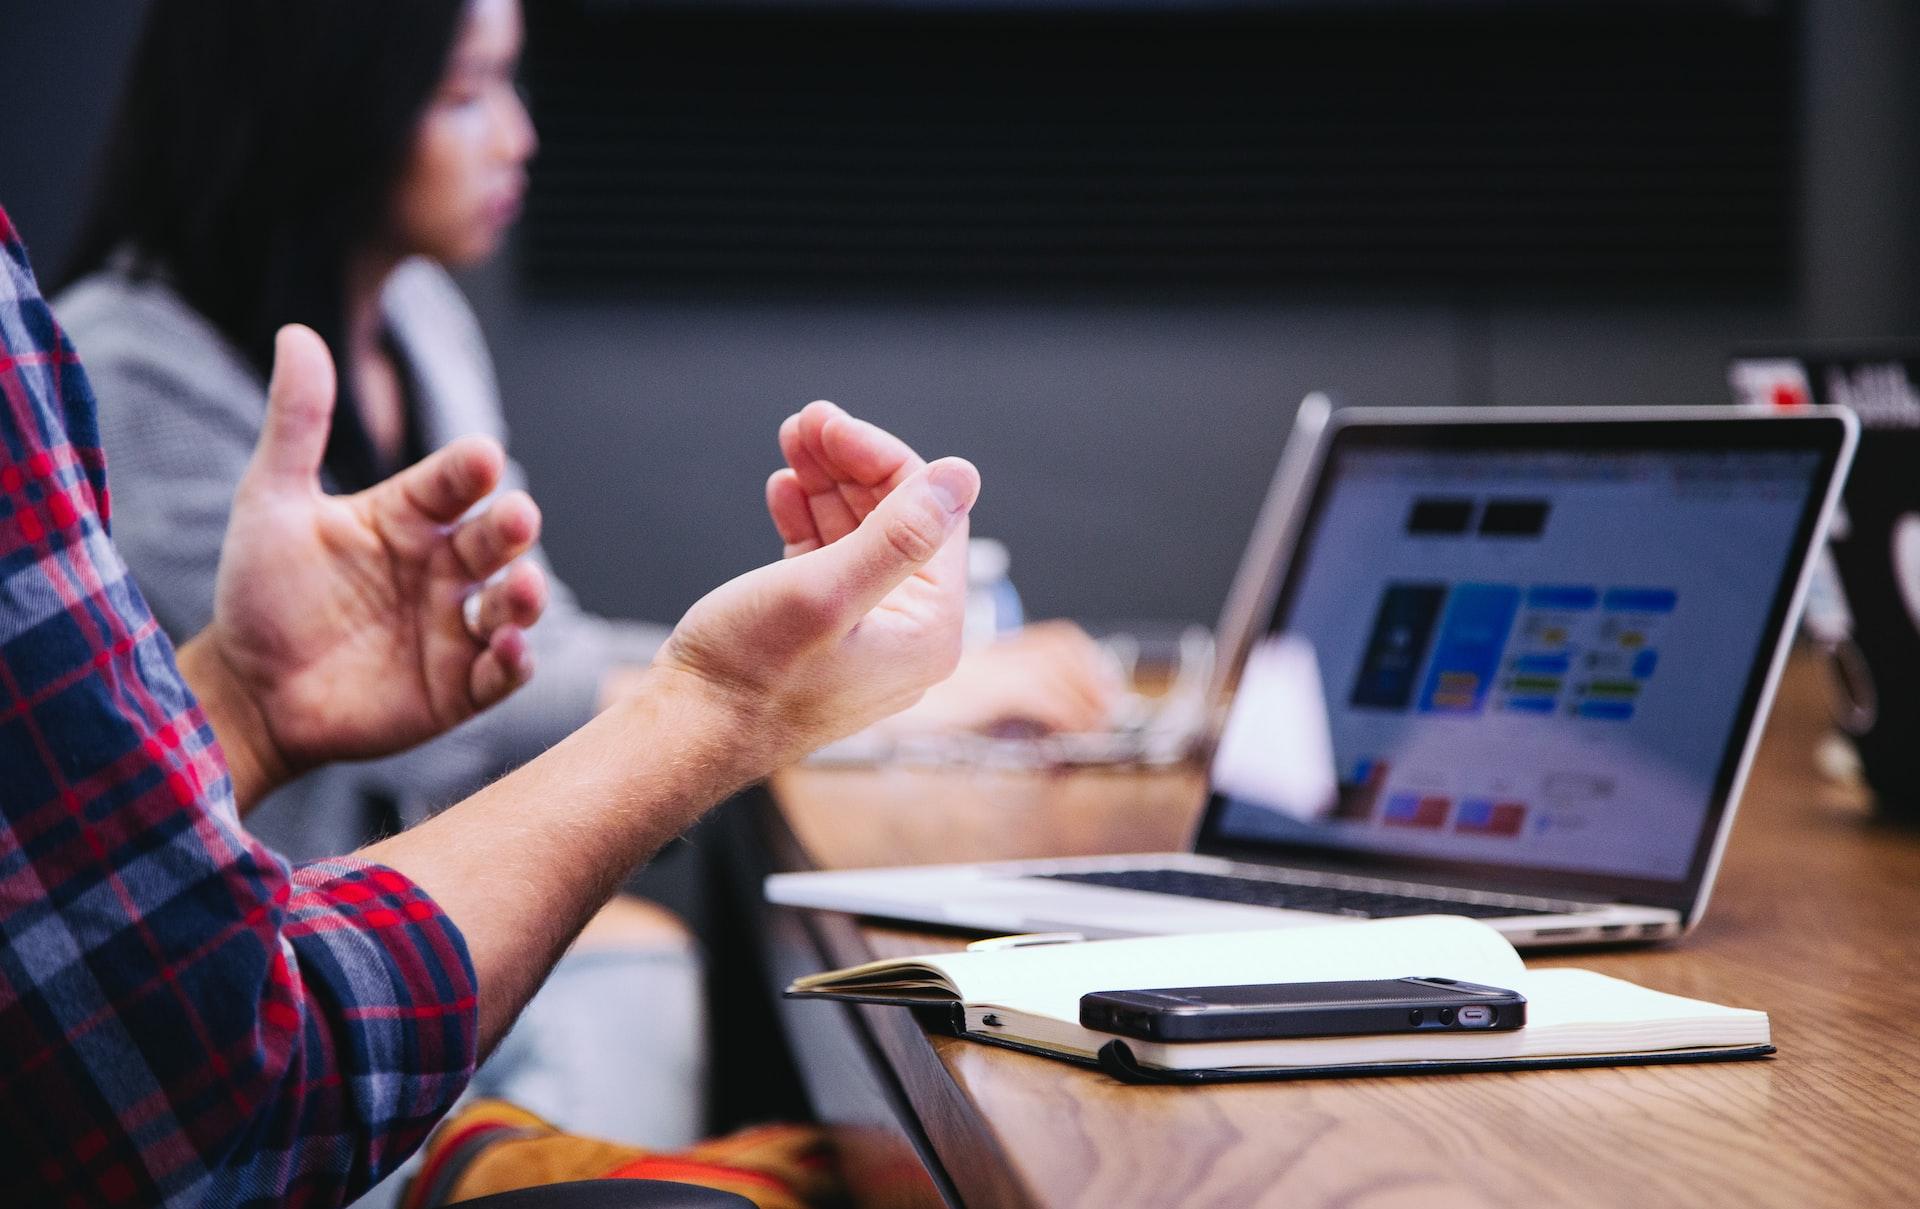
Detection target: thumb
<box><xmin>800</xmin><ymin>457</ymin><xmax>979</xmax><ymax>619</ymax></box>
<box><xmin>248</xmin><ymin>324</ymin><xmax>337</xmax><ymax>489</ymax></box>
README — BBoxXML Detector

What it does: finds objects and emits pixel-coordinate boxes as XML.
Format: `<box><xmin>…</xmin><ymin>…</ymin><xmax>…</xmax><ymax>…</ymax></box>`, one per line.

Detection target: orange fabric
<box><xmin>405</xmin><ymin>1100</ymin><xmax>842</xmax><ymax>1209</ymax></box>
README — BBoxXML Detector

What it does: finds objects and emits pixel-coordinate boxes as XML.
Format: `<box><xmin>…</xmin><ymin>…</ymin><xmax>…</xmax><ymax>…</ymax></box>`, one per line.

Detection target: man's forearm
<box><xmin>176</xmin><ymin>628</ymin><xmax>292</xmax><ymax>813</ymax></box>
<box><xmin>360</xmin><ymin>666</ymin><xmax>756</xmax><ymax>1049</ymax></box>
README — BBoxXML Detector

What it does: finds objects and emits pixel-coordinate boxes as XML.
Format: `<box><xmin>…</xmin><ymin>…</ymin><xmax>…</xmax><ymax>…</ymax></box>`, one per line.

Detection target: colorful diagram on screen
<box><xmin>1350</xmin><ymin>580</ymin><xmax>1675</xmax><ymax>724</ymax></box>
<box><xmin>1568</xmin><ymin>588</ymin><xmax>1676</xmax><ymax>722</ymax></box>
<box><xmin>1454</xmin><ymin>798</ymin><xmax>1527</xmax><ymax>837</ymax></box>
<box><xmin>1348</xmin><ymin>586</ymin><xmax>1446</xmax><ymax>710</ymax></box>
<box><xmin>1373</xmin><ymin>791</ymin><xmax>1530</xmax><ymax>838</ymax></box>
<box><xmin>1338</xmin><ymin>580</ymin><xmax>1679</xmax><ymax>837</ymax></box>
<box><xmin>1414</xmin><ymin>584</ymin><xmax>1522</xmax><ymax>715</ymax></box>
<box><xmin>1382</xmin><ymin>792</ymin><xmax>1450</xmax><ymax>829</ymax></box>
<box><xmin>1494</xmin><ymin>585</ymin><xmax>1597</xmax><ymax>716</ymax></box>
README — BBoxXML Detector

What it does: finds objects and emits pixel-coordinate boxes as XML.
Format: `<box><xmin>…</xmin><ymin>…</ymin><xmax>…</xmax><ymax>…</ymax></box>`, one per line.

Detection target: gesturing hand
<box><xmin>182</xmin><ymin>325</ymin><xmax>548</xmax><ymax>805</ymax></box>
<box><xmin>765</xmin><ymin>400</ymin><xmax>924</xmax><ymax>555</ymax></box>
<box><xmin>879</xmin><ymin>620</ymin><xmax>1124</xmax><ymax>736</ymax></box>
<box><xmin>651</xmin><ymin>401</ymin><xmax>979</xmax><ymax>773</ymax></box>
<box><xmin>766</xmin><ymin>404</ymin><xmax>1120</xmax><ymax>738</ymax></box>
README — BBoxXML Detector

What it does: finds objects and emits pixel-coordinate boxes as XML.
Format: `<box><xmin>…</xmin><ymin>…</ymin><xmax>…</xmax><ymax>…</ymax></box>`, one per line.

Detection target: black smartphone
<box><xmin>1079</xmin><ymin>977</ymin><xmax>1526</xmax><ymax>1042</ymax></box>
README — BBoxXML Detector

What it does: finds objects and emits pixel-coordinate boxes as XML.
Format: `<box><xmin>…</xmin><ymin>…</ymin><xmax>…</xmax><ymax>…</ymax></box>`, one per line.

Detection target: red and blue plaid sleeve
<box><xmin>0</xmin><ymin>207</ymin><xmax>478</xmax><ymax>1207</ymax></box>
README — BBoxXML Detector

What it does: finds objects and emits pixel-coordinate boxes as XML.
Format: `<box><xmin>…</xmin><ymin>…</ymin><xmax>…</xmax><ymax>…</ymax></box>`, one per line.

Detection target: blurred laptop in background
<box><xmin>1732</xmin><ymin>346</ymin><xmax>1920</xmax><ymax>820</ymax></box>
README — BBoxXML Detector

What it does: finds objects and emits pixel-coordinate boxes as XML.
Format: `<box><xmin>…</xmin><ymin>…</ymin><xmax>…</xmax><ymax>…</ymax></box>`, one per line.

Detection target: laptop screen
<box><xmin>1200</xmin><ymin>416</ymin><xmax>1845</xmax><ymax>906</ymax></box>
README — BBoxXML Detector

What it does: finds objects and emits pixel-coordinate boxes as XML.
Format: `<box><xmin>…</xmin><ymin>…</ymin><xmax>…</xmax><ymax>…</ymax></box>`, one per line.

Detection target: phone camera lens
<box><xmin>1408</xmin><ymin>1009</ymin><xmax>1424</xmax><ymax>1026</ymax></box>
<box><xmin>1438</xmin><ymin>1007</ymin><xmax>1457</xmax><ymax>1026</ymax></box>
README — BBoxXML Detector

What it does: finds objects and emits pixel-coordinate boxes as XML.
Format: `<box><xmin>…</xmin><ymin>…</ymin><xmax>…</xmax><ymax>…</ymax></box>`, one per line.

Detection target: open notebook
<box><xmin>786</xmin><ymin>916</ymin><xmax>1772</xmax><ymax>1083</ymax></box>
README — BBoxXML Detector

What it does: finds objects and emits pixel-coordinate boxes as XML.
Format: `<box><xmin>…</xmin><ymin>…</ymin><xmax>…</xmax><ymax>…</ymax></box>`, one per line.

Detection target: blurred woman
<box><xmin>57</xmin><ymin>0</ymin><xmax>1116</xmax><ymax>1163</ymax></box>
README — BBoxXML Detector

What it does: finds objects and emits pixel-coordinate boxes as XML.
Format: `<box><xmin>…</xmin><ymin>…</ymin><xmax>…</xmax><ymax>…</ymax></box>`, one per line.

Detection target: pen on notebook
<box><xmin>966</xmin><ymin>932</ymin><xmax>1087</xmax><ymax>952</ymax></box>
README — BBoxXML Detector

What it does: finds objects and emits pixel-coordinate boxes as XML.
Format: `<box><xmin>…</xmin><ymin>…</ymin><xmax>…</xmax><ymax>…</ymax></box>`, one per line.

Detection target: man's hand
<box><xmin>366</xmin><ymin>401</ymin><xmax>975</xmax><ymax>1042</ymax></box>
<box><xmin>765</xmin><ymin>400</ymin><xmax>922</xmax><ymax>555</ymax></box>
<box><xmin>179</xmin><ymin>325</ymin><xmax>548</xmax><ymax>807</ymax></box>
<box><xmin>881</xmin><ymin>620</ymin><xmax>1124</xmax><ymax>736</ymax></box>
<box><xmin>650</xmin><ymin>401</ymin><xmax>979</xmax><ymax>774</ymax></box>
<box><xmin>767</xmin><ymin>402</ymin><xmax>1122</xmax><ymax>737</ymax></box>
<box><xmin>769</xmin><ymin>402</ymin><xmax>1122</xmax><ymax>736</ymax></box>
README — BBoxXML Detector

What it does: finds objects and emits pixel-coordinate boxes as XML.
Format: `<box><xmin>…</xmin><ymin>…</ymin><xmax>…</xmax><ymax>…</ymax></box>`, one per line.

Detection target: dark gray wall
<box><xmin>6</xmin><ymin>0</ymin><xmax>1917</xmax><ymax>628</ymax></box>
<box><xmin>456</xmin><ymin>279</ymin><xmax>1806</xmax><ymax>626</ymax></box>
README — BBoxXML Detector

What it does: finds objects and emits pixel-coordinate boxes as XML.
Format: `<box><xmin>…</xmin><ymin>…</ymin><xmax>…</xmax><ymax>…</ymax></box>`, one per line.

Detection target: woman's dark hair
<box><xmin>63</xmin><ymin>0</ymin><xmax>469</xmax><ymax>490</ymax></box>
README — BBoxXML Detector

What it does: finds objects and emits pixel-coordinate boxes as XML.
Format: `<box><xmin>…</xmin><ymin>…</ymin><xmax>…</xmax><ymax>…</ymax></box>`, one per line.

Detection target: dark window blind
<box><xmin>519</xmin><ymin>2</ymin><xmax>1797</xmax><ymax>298</ymax></box>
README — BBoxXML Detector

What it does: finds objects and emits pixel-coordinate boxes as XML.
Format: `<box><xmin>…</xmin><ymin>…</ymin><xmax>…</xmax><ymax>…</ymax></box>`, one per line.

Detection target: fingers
<box><xmin>798</xmin><ymin>457</ymin><xmax>980</xmax><ymax>620</ymax></box>
<box><xmin>766</xmin><ymin>469</ymin><xmax>822</xmax><ymax>556</ymax></box>
<box><xmin>816</xmin><ymin>406</ymin><xmax>920</xmax><ymax>492</ymax></box>
<box><xmin>779</xmin><ymin>401</ymin><xmax>927</xmax><ymax>547</ymax></box>
<box><xmin>920</xmin><ymin>626</ymin><xmax>1121</xmax><ymax>735</ymax></box>
<box><xmin>779</xmin><ymin>410</ymin><xmax>860</xmax><ymax>544</ymax></box>
<box><xmin>778</xmin><ymin>411</ymin><xmax>835</xmax><ymax>494</ymax></box>
<box><xmin>797</xmin><ymin>404</ymin><xmax>881</xmax><ymax>519</ymax></box>
<box><xmin>461</xmin><ymin>550</ymin><xmax>545</xmax><ymax>715</ymax></box>
<box><xmin>993</xmin><ymin>677</ymin><xmax>1107</xmax><ymax>733</ymax></box>
<box><xmin>379</xmin><ymin>435</ymin><xmax>508</xmax><ymax>528</ymax></box>
<box><xmin>450</xmin><ymin>489</ymin><xmax>541</xmax><ymax>581</ymax></box>
<box><xmin>1015</xmin><ymin>622</ymin><xmax>1126</xmax><ymax>713</ymax></box>
<box><xmin>469</xmin><ymin>623</ymin><xmax>534</xmax><ymax>711</ymax></box>
<box><xmin>1031</xmin><ymin>664</ymin><xmax>1120</xmax><ymax>731</ymax></box>
<box><xmin>466</xmin><ymin>559</ymin><xmax>548</xmax><ymax>637</ymax></box>
<box><xmin>248</xmin><ymin>325</ymin><xmax>338</xmax><ymax>488</ymax></box>
<box><xmin>990</xmin><ymin>657</ymin><xmax>1115</xmax><ymax>733</ymax></box>
<box><xmin>800</xmin><ymin>400</ymin><xmax>920</xmax><ymax>525</ymax></box>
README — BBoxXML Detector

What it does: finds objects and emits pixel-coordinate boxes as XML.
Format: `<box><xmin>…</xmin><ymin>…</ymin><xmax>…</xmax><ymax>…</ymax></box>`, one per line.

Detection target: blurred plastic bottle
<box><xmin>965</xmin><ymin>537</ymin><xmax>1024</xmax><ymax>648</ymax></box>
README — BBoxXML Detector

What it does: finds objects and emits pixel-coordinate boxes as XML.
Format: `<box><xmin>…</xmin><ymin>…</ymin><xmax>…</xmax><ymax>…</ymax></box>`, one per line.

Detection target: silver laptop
<box><xmin>768</xmin><ymin>402</ymin><xmax>1858</xmax><ymax>947</ymax></box>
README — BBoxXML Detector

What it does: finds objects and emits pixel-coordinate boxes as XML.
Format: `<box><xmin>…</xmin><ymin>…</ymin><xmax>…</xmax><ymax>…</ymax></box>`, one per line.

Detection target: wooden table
<box><xmin>759</xmin><ymin>656</ymin><xmax>1920</xmax><ymax>1209</ymax></box>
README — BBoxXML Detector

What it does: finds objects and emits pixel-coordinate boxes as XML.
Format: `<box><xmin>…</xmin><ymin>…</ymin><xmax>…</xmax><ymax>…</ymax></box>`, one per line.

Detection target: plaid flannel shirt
<box><xmin>0</xmin><ymin>207</ymin><xmax>478</xmax><ymax>1206</ymax></box>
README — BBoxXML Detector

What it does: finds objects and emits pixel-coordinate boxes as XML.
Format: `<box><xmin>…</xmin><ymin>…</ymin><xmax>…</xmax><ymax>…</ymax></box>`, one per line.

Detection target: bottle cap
<box><xmin>968</xmin><ymin>537</ymin><xmax>1011</xmax><ymax>585</ymax></box>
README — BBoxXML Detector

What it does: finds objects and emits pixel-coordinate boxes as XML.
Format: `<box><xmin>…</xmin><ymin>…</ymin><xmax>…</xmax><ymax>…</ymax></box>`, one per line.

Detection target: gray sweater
<box><xmin>57</xmin><ymin>258</ymin><xmax>666</xmax><ymax>860</ymax></box>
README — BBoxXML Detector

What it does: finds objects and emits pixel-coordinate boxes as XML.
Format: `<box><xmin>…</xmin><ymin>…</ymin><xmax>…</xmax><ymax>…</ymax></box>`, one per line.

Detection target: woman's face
<box><xmin>389</xmin><ymin>0</ymin><xmax>537</xmax><ymax>267</ymax></box>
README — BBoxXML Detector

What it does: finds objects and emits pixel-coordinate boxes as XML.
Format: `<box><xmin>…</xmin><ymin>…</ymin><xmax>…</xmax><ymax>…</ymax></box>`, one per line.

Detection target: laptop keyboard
<box><xmin>1033</xmin><ymin>868</ymin><xmax>1567</xmax><ymax>920</ymax></box>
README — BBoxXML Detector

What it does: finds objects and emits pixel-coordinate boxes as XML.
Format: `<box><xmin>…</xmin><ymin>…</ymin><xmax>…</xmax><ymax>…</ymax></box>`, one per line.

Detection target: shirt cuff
<box><xmin>285</xmin><ymin>858</ymin><xmax>480</xmax><ymax>1179</ymax></box>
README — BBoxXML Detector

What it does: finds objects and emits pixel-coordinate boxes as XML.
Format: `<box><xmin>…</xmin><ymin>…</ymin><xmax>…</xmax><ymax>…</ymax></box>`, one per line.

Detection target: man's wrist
<box><xmin>617</xmin><ymin>662</ymin><xmax>781</xmax><ymax>795</ymax></box>
<box><xmin>176</xmin><ymin>628</ymin><xmax>295</xmax><ymax>811</ymax></box>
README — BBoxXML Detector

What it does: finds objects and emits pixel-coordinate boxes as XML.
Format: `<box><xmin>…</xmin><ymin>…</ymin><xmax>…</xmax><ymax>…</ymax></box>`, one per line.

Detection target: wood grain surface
<box><xmin>768</xmin><ymin>656</ymin><xmax>1920</xmax><ymax>1208</ymax></box>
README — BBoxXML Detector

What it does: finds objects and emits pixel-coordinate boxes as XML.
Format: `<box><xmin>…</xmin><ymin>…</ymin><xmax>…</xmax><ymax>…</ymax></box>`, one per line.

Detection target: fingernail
<box><xmin>926</xmin><ymin>461</ymin><xmax>976</xmax><ymax>515</ymax></box>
